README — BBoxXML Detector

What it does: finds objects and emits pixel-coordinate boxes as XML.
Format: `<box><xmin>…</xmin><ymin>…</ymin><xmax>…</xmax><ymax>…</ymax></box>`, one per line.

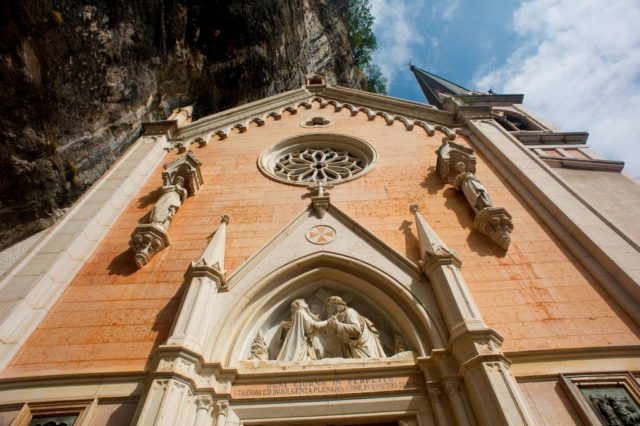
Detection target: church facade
<box><xmin>0</xmin><ymin>70</ymin><xmax>639</xmax><ymax>425</ymax></box>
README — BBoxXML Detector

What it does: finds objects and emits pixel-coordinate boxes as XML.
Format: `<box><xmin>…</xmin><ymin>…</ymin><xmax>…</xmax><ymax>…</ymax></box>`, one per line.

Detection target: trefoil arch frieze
<box><xmin>164</xmin><ymin>96</ymin><xmax>458</xmax><ymax>152</ymax></box>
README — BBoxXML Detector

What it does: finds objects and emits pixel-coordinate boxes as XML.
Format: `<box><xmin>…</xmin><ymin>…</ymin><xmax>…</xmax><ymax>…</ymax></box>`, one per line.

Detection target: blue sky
<box><xmin>371</xmin><ymin>0</ymin><xmax>640</xmax><ymax>177</ymax></box>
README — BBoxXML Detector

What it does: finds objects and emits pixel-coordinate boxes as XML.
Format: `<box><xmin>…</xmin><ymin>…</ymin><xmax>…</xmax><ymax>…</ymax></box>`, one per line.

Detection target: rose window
<box><xmin>274</xmin><ymin>148</ymin><xmax>364</xmax><ymax>183</ymax></box>
<box><xmin>258</xmin><ymin>134</ymin><xmax>376</xmax><ymax>186</ymax></box>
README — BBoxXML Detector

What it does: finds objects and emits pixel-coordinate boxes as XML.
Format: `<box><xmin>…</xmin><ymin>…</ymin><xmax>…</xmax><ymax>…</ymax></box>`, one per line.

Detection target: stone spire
<box><xmin>192</xmin><ymin>214</ymin><xmax>230</xmax><ymax>274</ymax></box>
<box><xmin>410</xmin><ymin>65</ymin><xmax>524</xmax><ymax>115</ymax></box>
<box><xmin>410</xmin><ymin>204</ymin><xmax>461</xmax><ymax>275</ymax></box>
<box><xmin>410</xmin><ymin>65</ymin><xmax>472</xmax><ymax>109</ymax></box>
<box><xmin>163</xmin><ymin>215</ymin><xmax>230</xmax><ymax>354</ymax></box>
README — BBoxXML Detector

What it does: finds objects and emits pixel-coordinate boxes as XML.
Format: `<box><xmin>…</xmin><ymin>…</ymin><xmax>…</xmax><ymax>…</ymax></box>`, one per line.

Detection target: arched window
<box><xmin>494</xmin><ymin>110</ymin><xmax>540</xmax><ymax>131</ymax></box>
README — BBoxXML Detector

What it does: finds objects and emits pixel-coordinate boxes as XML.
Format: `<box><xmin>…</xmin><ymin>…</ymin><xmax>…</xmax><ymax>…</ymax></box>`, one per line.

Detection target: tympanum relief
<box><xmin>581</xmin><ymin>387</ymin><xmax>640</xmax><ymax>426</ymax></box>
<box><xmin>247</xmin><ymin>290</ymin><xmax>414</xmax><ymax>363</ymax></box>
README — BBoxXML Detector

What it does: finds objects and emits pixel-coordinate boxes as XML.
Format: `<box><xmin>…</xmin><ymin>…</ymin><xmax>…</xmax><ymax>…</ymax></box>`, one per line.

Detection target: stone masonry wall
<box><xmin>3</xmin><ymin>104</ymin><xmax>639</xmax><ymax>377</ymax></box>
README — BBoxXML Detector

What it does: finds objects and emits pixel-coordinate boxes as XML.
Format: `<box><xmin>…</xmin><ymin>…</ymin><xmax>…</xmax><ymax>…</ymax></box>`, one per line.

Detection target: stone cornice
<box><xmin>540</xmin><ymin>155</ymin><xmax>625</xmax><ymax>172</ymax></box>
<box><xmin>506</xmin><ymin>345</ymin><xmax>640</xmax><ymax>379</ymax></box>
<box><xmin>160</xmin><ymin>84</ymin><xmax>461</xmax><ymax>152</ymax></box>
<box><xmin>319</xmin><ymin>86</ymin><xmax>455</xmax><ymax>125</ymax></box>
<box><xmin>511</xmin><ymin>131</ymin><xmax>589</xmax><ymax>145</ymax></box>
<box><xmin>0</xmin><ymin>371</ymin><xmax>147</xmax><ymax>389</ymax></box>
<box><xmin>506</xmin><ymin>345</ymin><xmax>640</xmax><ymax>364</ymax></box>
<box><xmin>458</xmin><ymin>94</ymin><xmax>524</xmax><ymax>106</ymax></box>
<box><xmin>175</xmin><ymin>88</ymin><xmax>312</xmax><ymax>140</ymax></box>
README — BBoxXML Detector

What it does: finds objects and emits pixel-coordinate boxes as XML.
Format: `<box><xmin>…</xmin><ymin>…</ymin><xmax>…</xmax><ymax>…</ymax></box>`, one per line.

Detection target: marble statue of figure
<box><xmin>277</xmin><ymin>299</ymin><xmax>328</xmax><ymax>361</ymax></box>
<box><xmin>453</xmin><ymin>162</ymin><xmax>492</xmax><ymax>214</ymax></box>
<box><xmin>326</xmin><ymin>296</ymin><xmax>386</xmax><ymax>359</ymax></box>
<box><xmin>149</xmin><ymin>176</ymin><xmax>188</xmax><ymax>229</ymax></box>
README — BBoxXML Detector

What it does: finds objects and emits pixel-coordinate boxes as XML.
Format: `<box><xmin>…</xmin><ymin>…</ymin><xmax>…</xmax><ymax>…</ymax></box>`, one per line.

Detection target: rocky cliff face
<box><xmin>0</xmin><ymin>0</ymin><xmax>364</xmax><ymax>249</ymax></box>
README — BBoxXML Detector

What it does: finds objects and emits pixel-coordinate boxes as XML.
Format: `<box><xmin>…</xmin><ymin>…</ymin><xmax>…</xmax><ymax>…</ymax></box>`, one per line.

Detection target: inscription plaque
<box><xmin>232</xmin><ymin>374</ymin><xmax>424</xmax><ymax>400</ymax></box>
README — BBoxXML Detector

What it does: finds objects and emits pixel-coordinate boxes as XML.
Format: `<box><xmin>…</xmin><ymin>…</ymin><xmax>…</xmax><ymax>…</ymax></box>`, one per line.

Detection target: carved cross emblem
<box><xmin>305</xmin><ymin>225</ymin><xmax>336</xmax><ymax>245</ymax></box>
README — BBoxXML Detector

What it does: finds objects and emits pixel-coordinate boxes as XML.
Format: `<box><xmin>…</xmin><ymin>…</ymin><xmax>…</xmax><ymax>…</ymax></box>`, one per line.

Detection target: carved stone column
<box><xmin>135</xmin><ymin>378</ymin><xmax>193</xmax><ymax>426</ymax></box>
<box><xmin>435</xmin><ymin>139</ymin><xmax>513</xmax><ymax>249</ymax></box>
<box><xmin>427</xmin><ymin>385</ymin><xmax>447</xmax><ymax>426</ymax></box>
<box><xmin>460</xmin><ymin>356</ymin><xmax>536</xmax><ymax>426</ymax></box>
<box><xmin>214</xmin><ymin>400</ymin><xmax>229</xmax><ymax>426</ymax></box>
<box><xmin>166</xmin><ymin>215</ymin><xmax>229</xmax><ymax>354</ymax></box>
<box><xmin>194</xmin><ymin>395</ymin><xmax>213</xmax><ymax>426</ymax></box>
<box><xmin>444</xmin><ymin>379</ymin><xmax>471</xmax><ymax>426</ymax></box>
<box><xmin>411</xmin><ymin>205</ymin><xmax>536</xmax><ymax>425</ymax></box>
<box><xmin>130</xmin><ymin>151</ymin><xmax>204</xmax><ymax>268</ymax></box>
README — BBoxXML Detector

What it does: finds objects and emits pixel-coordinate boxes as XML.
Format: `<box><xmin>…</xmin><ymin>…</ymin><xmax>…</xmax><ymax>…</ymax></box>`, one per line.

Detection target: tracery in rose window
<box><xmin>274</xmin><ymin>148</ymin><xmax>365</xmax><ymax>183</ymax></box>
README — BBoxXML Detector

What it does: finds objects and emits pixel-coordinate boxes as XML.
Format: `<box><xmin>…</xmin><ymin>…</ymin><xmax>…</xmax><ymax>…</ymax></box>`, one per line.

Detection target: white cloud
<box><xmin>474</xmin><ymin>0</ymin><xmax>640</xmax><ymax>177</ymax></box>
<box><xmin>431</xmin><ymin>0</ymin><xmax>460</xmax><ymax>21</ymax></box>
<box><xmin>371</xmin><ymin>0</ymin><xmax>428</xmax><ymax>87</ymax></box>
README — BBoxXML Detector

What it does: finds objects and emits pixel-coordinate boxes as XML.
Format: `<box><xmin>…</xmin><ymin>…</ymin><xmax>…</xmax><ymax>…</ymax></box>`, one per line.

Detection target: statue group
<box><xmin>590</xmin><ymin>394</ymin><xmax>640</xmax><ymax>426</ymax></box>
<box><xmin>252</xmin><ymin>296</ymin><xmax>388</xmax><ymax>362</ymax></box>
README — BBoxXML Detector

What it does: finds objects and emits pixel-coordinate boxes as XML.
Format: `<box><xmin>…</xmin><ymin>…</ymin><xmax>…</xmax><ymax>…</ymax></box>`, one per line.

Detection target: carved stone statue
<box><xmin>129</xmin><ymin>152</ymin><xmax>204</xmax><ymax>269</ymax></box>
<box><xmin>325</xmin><ymin>296</ymin><xmax>386</xmax><ymax>359</ymax></box>
<box><xmin>453</xmin><ymin>162</ymin><xmax>492</xmax><ymax>214</ymax></box>
<box><xmin>149</xmin><ymin>176</ymin><xmax>188</xmax><ymax>230</ymax></box>
<box><xmin>248</xmin><ymin>331</ymin><xmax>269</xmax><ymax>361</ymax></box>
<box><xmin>277</xmin><ymin>299</ymin><xmax>328</xmax><ymax>361</ymax></box>
<box><xmin>435</xmin><ymin>138</ymin><xmax>513</xmax><ymax>250</ymax></box>
<box><xmin>248</xmin><ymin>293</ymin><xmax>395</xmax><ymax>362</ymax></box>
<box><xmin>393</xmin><ymin>334</ymin><xmax>408</xmax><ymax>354</ymax></box>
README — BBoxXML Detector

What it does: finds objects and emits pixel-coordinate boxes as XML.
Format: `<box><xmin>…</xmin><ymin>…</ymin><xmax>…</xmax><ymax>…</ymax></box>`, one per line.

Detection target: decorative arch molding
<box><xmin>191</xmin><ymin>203</ymin><xmax>450</xmax><ymax>367</ymax></box>
<box><xmin>207</xmin><ymin>252</ymin><xmax>446</xmax><ymax>367</ymax></box>
<box><xmin>167</xmin><ymin>96</ymin><xmax>458</xmax><ymax>152</ymax></box>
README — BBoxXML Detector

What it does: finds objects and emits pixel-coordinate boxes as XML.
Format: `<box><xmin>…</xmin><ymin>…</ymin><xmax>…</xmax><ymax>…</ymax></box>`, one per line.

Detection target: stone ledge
<box><xmin>512</xmin><ymin>131</ymin><xmax>589</xmax><ymax>145</ymax></box>
<box><xmin>541</xmin><ymin>156</ymin><xmax>625</xmax><ymax>172</ymax></box>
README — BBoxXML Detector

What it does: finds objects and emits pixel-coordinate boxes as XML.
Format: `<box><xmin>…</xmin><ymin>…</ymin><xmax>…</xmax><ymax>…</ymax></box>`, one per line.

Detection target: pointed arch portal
<box><xmin>199</xmin><ymin>204</ymin><xmax>449</xmax><ymax>366</ymax></box>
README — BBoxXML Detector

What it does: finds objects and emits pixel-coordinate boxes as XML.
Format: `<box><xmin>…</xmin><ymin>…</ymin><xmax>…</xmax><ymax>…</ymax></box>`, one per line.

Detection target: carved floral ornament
<box><xmin>258</xmin><ymin>133</ymin><xmax>377</xmax><ymax>186</ymax></box>
<box><xmin>300</xmin><ymin>116</ymin><xmax>333</xmax><ymax>128</ymax></box>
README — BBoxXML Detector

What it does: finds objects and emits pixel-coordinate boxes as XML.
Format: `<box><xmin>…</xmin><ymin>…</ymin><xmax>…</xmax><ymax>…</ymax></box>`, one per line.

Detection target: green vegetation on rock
<box><xmin>348</xmin><ymin>0</ymin><xmax>387</xmax><ymax>94</ymax></box>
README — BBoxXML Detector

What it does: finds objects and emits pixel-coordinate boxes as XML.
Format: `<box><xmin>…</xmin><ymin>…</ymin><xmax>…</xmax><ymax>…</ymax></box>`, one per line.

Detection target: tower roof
<box><xmin>410</xmin><ymin>65</ymin><xmax>472</xmax><ymax>108</ymax></box>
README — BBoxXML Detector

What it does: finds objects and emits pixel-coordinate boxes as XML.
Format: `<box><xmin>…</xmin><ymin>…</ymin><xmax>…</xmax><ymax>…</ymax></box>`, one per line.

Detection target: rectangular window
<box><xmin>6</xmin><ymin>399</ymin><xmax>95</xmax><ymax>426</ymax></box>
